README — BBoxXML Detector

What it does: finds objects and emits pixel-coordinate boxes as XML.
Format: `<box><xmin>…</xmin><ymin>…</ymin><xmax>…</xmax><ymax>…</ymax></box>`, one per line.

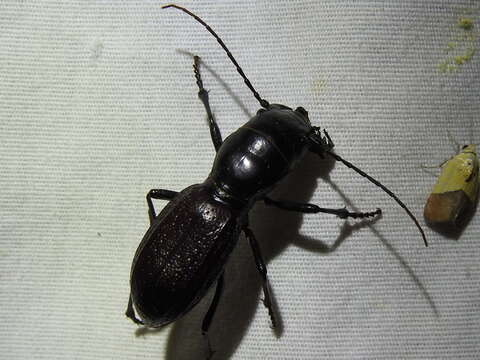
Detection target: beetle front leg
<box><xmin>243</xmin><ymin>226</ymin><xmax>277</xmax><ymax>329</ymax></box>
<box><xmin>146</xmin><ymin>189</ymin><xmax>178</xmax><ymax>224</ymax></box>
<box><xmin>264</xmin><ymin>197</ymin><xmax>381</xmax><ymax>219</ymax></box>
<box><xmin>193</xmin><ymin>55</ymin><xmax>223</xmax><ymax>152</ymax></box>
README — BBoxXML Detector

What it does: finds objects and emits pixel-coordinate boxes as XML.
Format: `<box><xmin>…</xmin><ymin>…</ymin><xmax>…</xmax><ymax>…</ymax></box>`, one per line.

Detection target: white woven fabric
<box><xmin>1</xmin><ymin>1</ymin><xmax>479</xmax><ymax>359</ymax></box>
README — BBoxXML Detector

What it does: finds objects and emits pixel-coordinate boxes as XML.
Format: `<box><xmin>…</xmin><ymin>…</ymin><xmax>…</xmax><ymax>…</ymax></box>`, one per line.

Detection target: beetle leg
<box><xmin>243</xmin><ymin>226</ymin><xmax>277</xmax><ymax>329</ymax></box>
<box><xmin>201</xmin><ymin>272</ymin><xmax>224</xmax><ymax>359</ymax></box>
<box><xmin>125</xmin><ymin>295</ymin><xmax>144</xmax><ymax>325</ymax></box>
<box><xmin>193</xmin><ymin>55</ymin><xmax>223</xmax><ymax>152</ymax></box>
<box><xmin>264</xmin><ymin>196</ymin><xmax>381</xmax><ymax>219</ymax></box>
<box><xmin>146</xmin><ymin>189</ymin><xmax>178</xmax><ymax>224</ymax></box>
<box><xmin>201</xmin><ymin>272</ymin><xmax>224</xmax><ymax>334</ymax></box>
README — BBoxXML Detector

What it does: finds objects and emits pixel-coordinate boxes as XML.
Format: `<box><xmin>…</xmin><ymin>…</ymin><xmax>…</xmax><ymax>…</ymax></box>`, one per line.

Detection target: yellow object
<box><xmin>424</xmin><ymin>145</ymin><xmax>479</xmax><ymax>230</ymax></box>
<box><xmin>437</xmin><ymin>15</ymin><xmax>477</xmax><ymax>73</ymax></box>
<box><xmin>457</xmin><ymin>17</ymin><xmax>474</xmax><ymax>30</ymax></box>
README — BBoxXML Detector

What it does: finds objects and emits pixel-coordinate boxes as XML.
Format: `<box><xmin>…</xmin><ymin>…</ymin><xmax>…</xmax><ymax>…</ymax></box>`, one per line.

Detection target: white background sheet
<box><xmin>1</xmin><ymin>1</ymin><xmax>479</xmax><ymax>359</ymax></box>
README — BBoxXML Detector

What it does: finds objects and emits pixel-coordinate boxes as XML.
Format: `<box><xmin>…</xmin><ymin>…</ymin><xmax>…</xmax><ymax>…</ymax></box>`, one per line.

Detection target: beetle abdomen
<box><xmin>130</xmin><ymin>183</ymin><xmax>242</xmax><ymax>327</ymax></box>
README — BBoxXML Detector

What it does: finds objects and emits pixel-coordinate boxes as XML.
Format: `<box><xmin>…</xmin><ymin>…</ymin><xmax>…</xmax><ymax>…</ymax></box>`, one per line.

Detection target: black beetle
<box><xmin>126</xmin><ymin>2</ymin><xmax>427</xmax><ymax>346</ymax></box>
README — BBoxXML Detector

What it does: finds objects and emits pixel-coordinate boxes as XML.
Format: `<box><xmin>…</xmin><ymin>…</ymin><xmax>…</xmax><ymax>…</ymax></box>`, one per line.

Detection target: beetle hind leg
<box><xmin>201</xmin><ymin>272</ymin><xmax>224</xmax><ymax>359</ymax></box>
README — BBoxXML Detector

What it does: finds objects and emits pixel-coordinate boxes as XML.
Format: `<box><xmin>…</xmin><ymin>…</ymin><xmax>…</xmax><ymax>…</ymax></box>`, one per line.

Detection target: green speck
<box><xmin>454</xmin><ymin>55</ymin><xmax>465</xmax><ymax>64</ymax></box>
<box><xmin>447</xmin><ymin>64</ymin><xmax>457</xmax><ymax>72</ymax></box>
<box><xmin>458</xmin><ymin>17</ymin><xmax>474</xmax><ymax>30</ymax></box>
<box><xmin>466</xmin><ymin>47</ymin><xmax>476</xmax><ymax>57</ymax></box>
<box><xmin>453</xmin><ymin>48</ymin><xmax>476</xmax><ymax>65</ymax></box>
<box><xmin>438</xmin><ymin>61</ymin><xmax>457</xmax><ymax>73</ymax></box>
<box><xmin>464</xmin><ymin>47</ymin><xmax>476</xmax><ymax>61</ymax></box>
<box><xmin>446</xmin><ymin>41</ymin><xmax>457</xmax><ymax>51</ymax></box>
<box><xmin>438</xmin><ymin>61</ymin><xmax>451</xmax><ymax>73</ymax></box>
<box><xmin>438</xmin><ymin>13</ymin><xmax>477</xmax><ymax>74</ymax></box>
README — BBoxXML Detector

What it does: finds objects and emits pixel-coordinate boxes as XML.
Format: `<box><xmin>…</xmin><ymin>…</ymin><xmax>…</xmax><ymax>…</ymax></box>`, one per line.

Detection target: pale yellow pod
<box><xmin>424</xmin><ymin>145</ymin><xmax>479</xmax><ymax>231</ymax></box>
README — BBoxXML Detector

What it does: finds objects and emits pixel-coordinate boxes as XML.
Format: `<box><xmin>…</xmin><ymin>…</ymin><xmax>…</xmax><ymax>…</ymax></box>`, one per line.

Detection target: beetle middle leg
<box><xmin>243</xmin><ymin>225</ymin><xmax>277</xmax><ymax>329</ymax></box>
<box><xmin>146</xmin><ymin>189</ymin><xmax>178</xmax><ymax>223</ymax></box>
<box><xmin>263</xmin><ymin>196</ymin><xmax>381</xmax><ymax>219</ymax></box>
<box><xmin>193</xmin><ymin>55</ymin><xmax>223</xmax><ymax>151</ymax></box>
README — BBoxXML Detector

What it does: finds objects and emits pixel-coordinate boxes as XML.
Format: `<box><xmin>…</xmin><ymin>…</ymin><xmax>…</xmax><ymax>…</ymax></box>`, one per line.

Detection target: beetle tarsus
<box><xmin>264</xmin><ymin>197</ymin><xmax>381</xmax><ymax>220</ymax></box>
<box><xmin>244</xmin><ymin>226</ymin><xmax>278</xmax><ymax>329</ymax></box>
<box><xmin>336</xmin><ymin>207</ymin><xmax>382</xmax><ymax>219</ymax></box>
<box><xmin>193</xmin><ymin>55</ymin><xmax>223</xmax><ymax>151</ymax></box>
<box><xmin>324</xmin><ymin>150</ymin><xmax>428</xmax><ymax>247</ymax></box>
<box><xmin>261</xmin><ymin>295</ymin><xmax>277</xmax><ymax>329</ymax></box>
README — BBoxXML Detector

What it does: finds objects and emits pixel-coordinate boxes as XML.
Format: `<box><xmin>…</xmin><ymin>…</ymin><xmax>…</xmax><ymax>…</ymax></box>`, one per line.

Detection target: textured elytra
<box><xmin>130</xmin><ymin>183</ymin><xmax>242</xmax><ymax>327</ymax></box>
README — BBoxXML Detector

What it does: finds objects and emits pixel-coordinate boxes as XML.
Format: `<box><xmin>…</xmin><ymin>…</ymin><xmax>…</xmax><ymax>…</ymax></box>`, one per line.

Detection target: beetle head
<box><xmin>256</xmin><ymin>104</ymin><xmax>312</xmax><ymax>128</ymax></box>
<box><xmin>308</xmin><ymin>127</ymin><xmax>334</xmax><ymax>158</ymax></box>
<box><xmin>294</xmin><ymin>106</ymin><xmax>311</xmax><ymax>127</ymax></box>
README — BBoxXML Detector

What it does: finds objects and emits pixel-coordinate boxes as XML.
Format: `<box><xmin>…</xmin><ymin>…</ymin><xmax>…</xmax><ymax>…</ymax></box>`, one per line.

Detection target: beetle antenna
<box><xmin>324</xmin><ymin>149</ymin><xmax>428</xmax><ymax>247</ymax></box>
<box><xmin>162</xmin><ymin>4</ymin><xmax>270</xmax><ymax>109</ymax></box>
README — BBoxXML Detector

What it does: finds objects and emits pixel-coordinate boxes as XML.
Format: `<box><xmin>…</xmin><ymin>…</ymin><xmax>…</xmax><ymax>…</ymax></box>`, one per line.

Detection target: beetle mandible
<box><xmin>126</xmin><ymin>3</ymin><xmax>427</xmax><ymax>342</ymax></box>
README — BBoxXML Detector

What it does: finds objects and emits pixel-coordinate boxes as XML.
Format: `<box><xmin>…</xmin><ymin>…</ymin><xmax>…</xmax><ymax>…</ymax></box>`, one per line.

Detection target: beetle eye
<box><xmin>462</xmin><ymin>145</ymin><xmax>468</xmax><ymax>149</ymax></box>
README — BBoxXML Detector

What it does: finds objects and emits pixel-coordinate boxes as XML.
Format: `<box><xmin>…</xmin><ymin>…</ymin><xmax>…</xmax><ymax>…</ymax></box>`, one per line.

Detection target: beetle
<box><xmin>424</xmin><ymin>143</ymin><xmax>479</xmax><ymax>232</ymax></box>
<box><xmin>126</xmin><ymin>3</ymin><xmax>427</xmax><ymax>347</ymax></box>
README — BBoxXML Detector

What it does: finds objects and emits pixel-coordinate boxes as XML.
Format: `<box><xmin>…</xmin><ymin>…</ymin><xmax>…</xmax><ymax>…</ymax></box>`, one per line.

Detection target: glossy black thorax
<box><xmin>209</xmin><ymin>105</ymin><xmax>312</xmax><ymax>203</ymax></box>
